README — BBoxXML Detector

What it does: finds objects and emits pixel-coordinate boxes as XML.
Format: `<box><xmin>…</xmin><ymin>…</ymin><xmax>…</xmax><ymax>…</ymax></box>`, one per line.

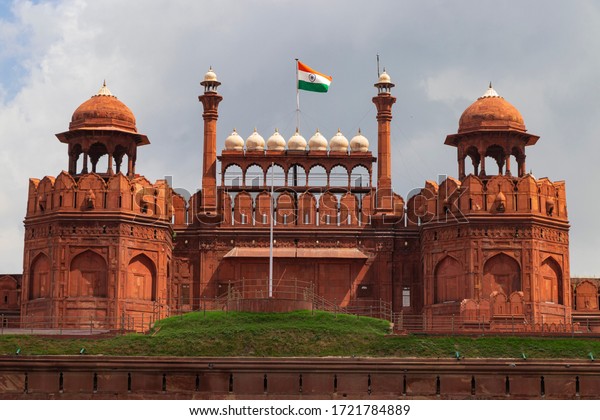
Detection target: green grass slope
<box><xmin>0</xmin><ymin>311</ymin><xmax>599</xmax><ymax>359</ymax></box>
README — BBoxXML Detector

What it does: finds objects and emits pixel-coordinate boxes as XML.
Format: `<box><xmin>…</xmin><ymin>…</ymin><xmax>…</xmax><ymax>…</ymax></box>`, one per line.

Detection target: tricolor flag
<box><xmin>297</xmin><ymin>61</ymin><xmax>332</xmax><ymax>93</ymax></box>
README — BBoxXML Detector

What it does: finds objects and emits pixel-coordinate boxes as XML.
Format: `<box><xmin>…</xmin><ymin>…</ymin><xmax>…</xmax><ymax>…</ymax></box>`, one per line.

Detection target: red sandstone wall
<box><xmin>0</xmin><ymin>356</ymin><xmax>597</xmax><ymax>399</ymax></box>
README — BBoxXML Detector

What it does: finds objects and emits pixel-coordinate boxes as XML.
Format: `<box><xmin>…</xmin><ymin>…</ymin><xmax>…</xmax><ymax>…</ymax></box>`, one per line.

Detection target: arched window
<box><xmin>482</xmin><ymin>253</ymin><xmax>521</xmax><ymax>299</ymax></box>
<box><xmin>434</xmin><ymin>257</ymin><xmax>464</xmax><ymax>303</ymax></box>
<box><xmin>69</xmin><ymin>250</ymin><xmax>108</xmax><ymax>298</ymax></box>
<box><xmin>308</xmin><ymin>165</ymin><xmax>327</xmax><ymax>187</ymax></box>
<box><xmin>223</xmin><ymin>164</ymin><xmax>243</xmax><ymax>188</ymax></box>
<box><xmin>287</xmin><ymin>165</ymin><xmax>307</xmax><ymax>187</ymax></box>
<box><xmin>126</xmin><ymin>254</ymin><xmax>156</xmax><ymax>300</ymax></box>
<box><xmin>351</xmin><ymin>165</ymin><xmax>370</xmax><ymax>188</ymax></box>
<box><xmin>329</xmin><ymin>165</ymin><xmax>349</xmax><ymax>188</ymax></box>
<box><xmin>245</xmin><ymin>164</ymin><xmax>264</xmax><ymax>188</ymax></box>
<box><xmin>266</xmin><ymin>164</ymin><xmax>286</xmax><ymax>187</ymax></box>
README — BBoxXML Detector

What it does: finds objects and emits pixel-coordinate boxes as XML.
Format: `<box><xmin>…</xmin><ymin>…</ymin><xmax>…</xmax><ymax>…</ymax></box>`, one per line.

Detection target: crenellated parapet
<box><xmin>26</xmin><ymin>171</ymin><xmax>174</xmax><ymax>223</ymax></box>
<box><xmin>407</xmin><ymin>174</ymin><xmax>568</xmax><ymax>226</ymax></box>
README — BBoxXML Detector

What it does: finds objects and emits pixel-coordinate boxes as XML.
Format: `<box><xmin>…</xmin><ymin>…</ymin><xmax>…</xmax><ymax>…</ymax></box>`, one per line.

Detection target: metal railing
<box><xmin>7</xmin><ymin>280</ymin><xmax>600</xmax><ymax>337</ymax></box>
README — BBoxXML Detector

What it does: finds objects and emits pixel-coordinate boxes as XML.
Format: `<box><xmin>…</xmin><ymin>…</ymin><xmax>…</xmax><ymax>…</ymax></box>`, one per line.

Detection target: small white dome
<box><xmin>308</xmin><ymin>129</ymin><xmax>328</xmax><ymax>151</ymax></box>
<box><xmin>246</xmin><ymin>129</ymin><xmax>265</xmax><ymax>151</ymax></box>
<box><xmin>288</xmin><ymin>130</ymin><xmax>307</xmax><ymax>151</ymax></box>
<box><xmin>203</xmin><ymin>67</ymin><xmax>218</xmax><ymax>82</ymax></box>
<box><xmin>329</xmin><ymin>129</ymin><xmax>349</xmax><ymax>152</ymax></box>
<box><xmin>350</xmin><ymin>129</ymin><xmax>369</xmax><ymax>152</ymax></box>
<box><xmin>224</xmin><ymin>129</ymin><xmax>244</xmax><ymax>151</ymax></box>
<box><xmin>377</xmin><ymin>71</ymin><xmax>391</xmax><ymax>84</ymax></box>
<box><xmin>267</xmin><ymin>129</ymin><xmax>286</xmax><ymax>151</ymax></box>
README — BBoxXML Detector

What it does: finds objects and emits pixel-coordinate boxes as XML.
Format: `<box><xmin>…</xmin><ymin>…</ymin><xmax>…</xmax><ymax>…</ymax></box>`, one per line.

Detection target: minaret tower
<box><xmin>198</xmin><ymin>68</ymin><xmax>223</xmax><ymax>214</ymax></box>
<box><xmin>372</xmin><ymin>70</ymin><xmax>396</xmax><ymax>212</ymax></box>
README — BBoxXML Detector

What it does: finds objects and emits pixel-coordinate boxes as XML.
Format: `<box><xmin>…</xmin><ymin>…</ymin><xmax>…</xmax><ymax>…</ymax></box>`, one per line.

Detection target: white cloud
<box><xmin>0</xmin><ymin>0</ymin><xmax>599</xmax><ymax>276</ymax></box>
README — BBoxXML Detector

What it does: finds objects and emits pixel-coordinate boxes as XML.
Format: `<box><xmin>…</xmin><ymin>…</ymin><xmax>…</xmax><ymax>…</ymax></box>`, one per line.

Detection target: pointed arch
<box><xmin>233</xmin><ymin>191</ymin><xmax>253</xmax><ymax>225</ymax></box>
<box><xmin>308</xmin><ymin>164</ymin><xmax>327</xmax><ymax>187</ymax></box>
<box><xmin>276</xmin><ymin>191</ymin><xmax>296</xmax><ymax>225</ymax></box>
<box><xmin>255</xmin><ymin>191</ymin><xmax>272</xmax><ymax>226</ymax></box>
<box><xmin>287</xmin><ymin>164</ymin><xmax>307</xmax><ymax>187</ymax></box>
<box><xmin>340</xmin><ymin>193</ymin><xmax>358</xmax><ymax>226</ymax></box>
<box><xmin>126</xmin><ymin>254</ymin><xmax>156</xmax><ymax>300</ymax></box>
<box><xmin>575</xmin><ymin>280</ymin><xmax>598</xmax><ymax>310</ymax></box>
<box><xmin>329</xmin><ymin>165</ymin><xmax>349</xmax><ymax>188</ymax></box>
<box><xmin>434</xmin><ymin>256</ymin><xmax>465</xmax><ymax>303</ymax></box>
<box><xmin>482</xmin><ymin>253</ymin><xmax>521</xmax><ymax>299</ymax></box>
<box><xmin>69</xmin><ymin>250</ymin><xmax>108</xmax><ymax>298</ymax></box>
<box><xmin>223</xmin><ymin>164</ymin><xmax>243</xmax><ymax>187</ymax></box>
<box><xmin>298</xmin><ymin>192</ymin><xmax>317</xmax><ymax>225</ymax></box>
<box><xmin>350</xmin><ymin>165</ymin><xmax>370</xmax><ymax>188</ymax></box>
<box><xmin>246</xmin><ymin>164</ymin><xmax>265</xmax><ymax>188</ymax></box>
<box><xmin>29</xmin><ymin>253</ymin><xmax>51</xmax><ymax>300</ymax></box>
<box><xmin>540</xmin><ymin>257</ymin><xmax>563</xmax><ymax>304</ymax></box>
<box><xmin>319</xmin><ymin>192</ymin><xmax>338</xmax><ymax>225</ymax></box>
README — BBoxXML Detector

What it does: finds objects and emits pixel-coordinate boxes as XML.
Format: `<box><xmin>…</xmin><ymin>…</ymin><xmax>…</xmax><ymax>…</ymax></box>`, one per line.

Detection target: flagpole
<box><xmin>268</xmin><ymin>161</ymin><xmax>274</xmax><ymax>298</ymax></box>
<box><xmin>295</xmin><ymin>58</ymin><xmax>300</xmax><ymax>131</ymax></box>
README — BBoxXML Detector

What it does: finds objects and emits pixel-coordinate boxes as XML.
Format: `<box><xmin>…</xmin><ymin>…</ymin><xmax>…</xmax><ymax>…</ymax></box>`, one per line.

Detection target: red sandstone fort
<box><xmin>1</xmin><ymin>68</ymin><xmax>597</xmax><ymax>332</ymax></box>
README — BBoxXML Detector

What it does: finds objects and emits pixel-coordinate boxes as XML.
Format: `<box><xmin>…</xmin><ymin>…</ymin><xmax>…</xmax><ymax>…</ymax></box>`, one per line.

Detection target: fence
<box><xmin>5</xmin><ymin>281</ymin><xmax>600</xmax><ymax>337</ymax></box>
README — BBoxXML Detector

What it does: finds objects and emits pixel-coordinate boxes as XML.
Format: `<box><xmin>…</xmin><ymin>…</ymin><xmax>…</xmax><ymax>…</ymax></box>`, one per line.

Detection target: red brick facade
<box><xmin>20</xmin><ymin>71</ymin><xmax>574</xmax><ymax>330</ymax></box>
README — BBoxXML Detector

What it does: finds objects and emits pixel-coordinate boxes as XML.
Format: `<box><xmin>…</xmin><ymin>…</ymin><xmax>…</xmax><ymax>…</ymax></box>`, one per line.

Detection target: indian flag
<box><xmin>297</xmin><ymin>61</ymin><xmax>332</xmax><ymax>93</ymax></box>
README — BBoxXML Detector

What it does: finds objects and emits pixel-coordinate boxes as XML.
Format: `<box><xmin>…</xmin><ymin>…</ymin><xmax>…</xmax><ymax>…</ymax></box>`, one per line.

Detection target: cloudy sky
<box><xmin>0</xmin><ymin>0</ymin><xmax>599</xmax><ymax>275</ymax></box>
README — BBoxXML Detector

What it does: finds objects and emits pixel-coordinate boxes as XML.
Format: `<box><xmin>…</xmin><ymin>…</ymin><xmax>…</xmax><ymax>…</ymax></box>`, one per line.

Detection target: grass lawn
<box><xmin>0</xmin><ymin>310</ymin><xmax>599</xmax><ymax>359</ymax></box>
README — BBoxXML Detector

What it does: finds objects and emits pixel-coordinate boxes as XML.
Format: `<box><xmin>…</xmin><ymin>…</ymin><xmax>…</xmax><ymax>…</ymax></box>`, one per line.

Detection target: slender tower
<box><xmin>198</xmin><ymin>67</ymin><xmax>223</xmax><ymax>214</ymax></box>
<box><xmin>372</xmin><ymin>70</ymin><xmax>396</xmax><ymax>212</ymax></box>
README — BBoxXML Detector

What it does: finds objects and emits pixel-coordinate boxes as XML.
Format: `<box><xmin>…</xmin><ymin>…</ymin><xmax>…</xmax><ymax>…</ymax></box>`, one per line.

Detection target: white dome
<box><xmin>203</xmin><ymin>67</ymin><xmax>218</xmax><ymax>82</ymax></box>
<box><xmin>329</xmin><ymin>129</ymin><xmax>349</xmax><ymax>152</ymax></box>
<box><xmin>308</xmin><ymin>129</ymin><xmax>328</xmax><ymax>151</ymax></box>
<box><xmin>350</xmin><ymin>129</ymin><xmax>369</xmax><ymax>152</ymax></box>
<box><xmin>267</xmin><ymin>129</ymin><xmax>286</xmax><ymax>151</ymax></box>
<box><xmin>288</xmin><ymin>130</ymin><xmax>307</xmax><ymax>151</ymax></box>
<box><xmin>377</xmin><ymin>70</ymin><xmax>391</xmax><ymax>84</ymax></box>
<box><xmin>246</xmin><ymin>129</ymin><xmax>265</xmax><ymax>151</ymax></box>
<box><xmin>224</xmin><ymin>129</ymin><xmax>244</xmax><ymax>151</ymax></box>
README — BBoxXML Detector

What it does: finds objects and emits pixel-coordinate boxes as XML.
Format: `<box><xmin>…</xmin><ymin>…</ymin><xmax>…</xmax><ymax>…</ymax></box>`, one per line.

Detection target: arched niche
<box><xmin>482</xmin><ymin>253</ymin><xmax>521</xmax><ymax>299</ymax></box>
<box><xmin>340</xmin><ymin>193</ymin><xmax>358</xmax><ymax>226</ymax></box>
<box><xmin>298</xmin><ymin>192</ymin><xmax>317</xmax><ymax>225</ymax></box>
<box><xmin>540</xmin><ymin>257</ymin><xmax>563</xmax><ymax>304</ymax></box>
<box><xmin>255</xmin><ymin>192</ymin><xmax>272</xmax><ymax>226</ymax></box>
<box><xmin>319</xmin><ymin>192</ymin><xmax>338</xmax><ymax>225</ymax></box>
<box><xmin>29</xmin><ymin>253</ymin><xmax>51</xmax><ymax>300</ymax></box>
<box><xmin>575</xmin><ymin>281</ymin><xmax>598</xmax><ymax>311</ymax></box>
<box><xmin>69</xmin><ymin>250</ymin><xmax>107</xmax><ymax>298</ymax></box>
<box><xmin>233</xmin><ymin>191</ymin><xmax>253</xmax><ymax>225</ymax></box>
<box><xmin>276</xmin><ymin>192</ymin><xmax>296</xmax><ymax>225</ymax></box>
<box><xmin>126</xmin><ymin>254</ymin><xmax>156</xmax><ymax>301</ymax></box>
<box><xmin>434</xmin><ymin>256</ymin><xmax>464</xmax><ymax>303</ymax></box>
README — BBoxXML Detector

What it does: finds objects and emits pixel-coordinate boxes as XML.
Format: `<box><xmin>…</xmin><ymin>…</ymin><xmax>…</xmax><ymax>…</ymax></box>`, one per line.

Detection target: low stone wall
<box><xmin>0</xmin><ymin>356</ymin><xmax>598</xmax><ymax>399</ymax></box>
